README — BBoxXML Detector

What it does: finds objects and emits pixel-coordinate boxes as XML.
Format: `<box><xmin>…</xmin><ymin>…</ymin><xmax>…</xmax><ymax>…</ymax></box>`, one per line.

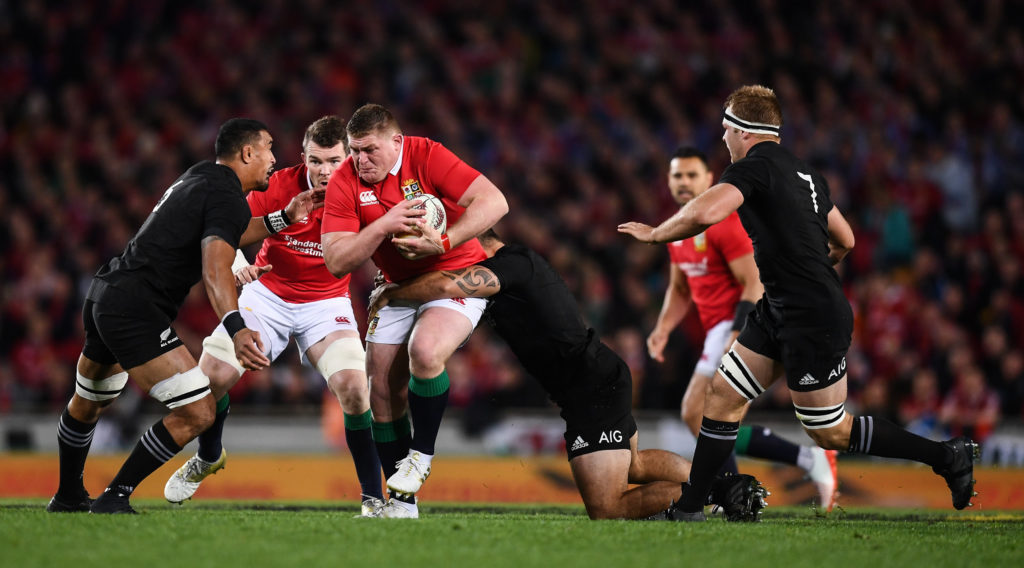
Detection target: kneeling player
<box><xmin>369</xmin><ymin>230</ymin><xmax>766</xmax><ymax>520</ymax></box>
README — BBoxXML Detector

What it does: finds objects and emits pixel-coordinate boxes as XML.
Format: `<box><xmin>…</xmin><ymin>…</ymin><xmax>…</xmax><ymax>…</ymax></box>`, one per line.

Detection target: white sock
<box><xmin>412</xmin><ymin>451</ymin><xmax>434</xmax><ymax>468</ymax></box>
<box><xmin>796</xmin><ymin>446</ymin><xmax>816</xmax><ymax>472</ymax></box>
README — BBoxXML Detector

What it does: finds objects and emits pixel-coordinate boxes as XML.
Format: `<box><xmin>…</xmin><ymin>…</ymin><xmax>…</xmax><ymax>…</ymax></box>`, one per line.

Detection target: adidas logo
<box><xmin>570</xmin><ymin>436</ymin><xmax>589</xmax><ymax>452</ymax></box>
<box><xmin>798</xmin><ymin>373</ymin><xmax>818</xmax><ymax>386</ymax></box>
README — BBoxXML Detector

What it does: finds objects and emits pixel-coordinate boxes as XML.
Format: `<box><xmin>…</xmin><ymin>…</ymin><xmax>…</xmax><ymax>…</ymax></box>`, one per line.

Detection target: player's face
<box><xmin>722</xmin><ymin>121</ymin><xmax>744</xmax><ymax>164</ymax></box>
<box><xmin>667</xmin><ymin>157</ymin><xmax>714</xmax><ymax>206</ymax></box>
<box><xmin>347</xmin><ymin>129</ymin><xmax>402</xmax><ymax>184</ymax></box>
<box><xmin>249</xmin><ymin>131</ymin><xmax>277</xmax><ymax>192</ymax></box>
<box><xmin>302</xmin><ymin>141</ymin><xmax>347</xmax><ymax>189</ymax></box>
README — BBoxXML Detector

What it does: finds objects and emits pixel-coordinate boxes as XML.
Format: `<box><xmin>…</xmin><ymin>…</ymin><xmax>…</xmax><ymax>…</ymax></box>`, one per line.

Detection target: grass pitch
<box><xmin>2</xmin><ymin>499</ymin><xmax>1021</xmax><ymax>568</ymax></box>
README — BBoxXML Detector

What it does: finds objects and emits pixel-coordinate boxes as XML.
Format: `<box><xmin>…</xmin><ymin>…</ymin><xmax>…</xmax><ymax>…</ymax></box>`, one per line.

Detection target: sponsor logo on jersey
<box><xmin>598</xmin><ymin>430</ymin><xmax>623</xmax><ymax>444</ymax></box>
<box><xmin>678</xmin><ymin>257</ymin><xmax>709</xmax><ymax>277</ymax></box>
<box><xmin>570</xmin><ymin>436</ymin><xmax>589</xmax><ymax>452</ymax></box>
<box><xmin>828</xmin><ymin>357</ymin><xmax>847</xmax><ymax>381</ymax></box>
<box><xmin>283</xmin><ymin>234</ymin><xmax>324</xmax><ymax>257</ymax></box>
<box><xmin>401</xmin><ymin>179</ymin><xmax>424</xmax><ymax>199</ymax></box>
<box><xmin>798</xmin><ymin>373</ymin><xmax>818</xmax><ymax>386</ymax></box>
<box><xmin>694</xmin><ymin>231</ymin><xmax>707</xmax><ymax>252</ymax></box>
<box><xmin>335</xmin><ymin>316</ymin><xmax>351</xmax><ymax>324</ymax></box>
<box><xmin>359</xmin><ymin>190</ymin><xmax>378</xmax><ymax>205</ymax></box>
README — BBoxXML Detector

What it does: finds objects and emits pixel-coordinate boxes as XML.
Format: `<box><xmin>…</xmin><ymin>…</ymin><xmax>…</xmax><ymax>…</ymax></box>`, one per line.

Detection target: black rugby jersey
<box><xmin>92</xmin><ymin>161</ymin><xmax>251</xmax><ymax>317</ymax></box>
<box><xmin>478</xmin><ymin>244</ymin><xmax>617</xmax><ymax>407</ymax></box>
<box><xmin>719</xmin><ymin>141</ymin><xmax>847</xmax><ymax>321</ymax></box>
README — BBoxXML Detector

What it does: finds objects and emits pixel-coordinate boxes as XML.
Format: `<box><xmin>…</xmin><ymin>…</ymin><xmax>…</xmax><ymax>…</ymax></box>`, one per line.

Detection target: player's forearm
<box><xmin>655</xmin><ymin>288</ymin><xmax>690</xmax><ymax>333</ymax></box>
<box><xmin>322</xmin><ymin>227</ymin><xmax>387</xmax><ymax>277</ymax></box>
<box><xmin>201</xmin><ymin>239</ymin><xmax>241</xmax><ymax>319</ymax></box>
<box><xmin>387</xmin><ymin>273</ymin><xmax>459</xmax><ymax>303</ymax></box>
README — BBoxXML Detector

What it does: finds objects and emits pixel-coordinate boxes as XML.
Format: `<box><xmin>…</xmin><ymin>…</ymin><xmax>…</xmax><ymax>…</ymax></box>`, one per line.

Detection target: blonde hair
<box><xmin>724</xmin><ymin>85</ymin><xmax>783</xmax><ymax>135</ymax></box>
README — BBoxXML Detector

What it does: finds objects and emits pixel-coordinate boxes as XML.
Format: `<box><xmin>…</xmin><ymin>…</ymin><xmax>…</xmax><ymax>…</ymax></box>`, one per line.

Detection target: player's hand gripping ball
<box><xmin>396</xmin><ymin>195</ymin><xmax>447</xmax><ymax>238</ymax></box>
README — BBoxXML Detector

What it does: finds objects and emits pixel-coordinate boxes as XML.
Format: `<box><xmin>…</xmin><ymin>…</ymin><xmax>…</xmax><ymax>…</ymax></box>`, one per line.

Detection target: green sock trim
<box><xmin>371</xmin><ymin>414</ymin><xmax>411</xmax><ymax>442</ymax></box>
<box><xmin>344</xmin><ymin>410</ymin><xmax>373</xmax><ymax>431</ymax></box>
<box><xmin>735</xmin><ymin>424</ymin><xmax>752</xmax><ymax>456</ymax></box>
<box><xmin>215</xmin><ymin>394</ymin><xmax>230</xmax><ymax>414</ymax></box>
<box><xmin>408</xmin><ymin>370</ymin><xmax>450</xmax><ymax>397</ymax></box>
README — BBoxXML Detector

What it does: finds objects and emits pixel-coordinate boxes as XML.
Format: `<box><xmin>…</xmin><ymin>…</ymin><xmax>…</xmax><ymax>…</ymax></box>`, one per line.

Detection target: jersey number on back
<box><xmin>152</xmin><ymin>179</ymin><xmax>184</xmax><ymax>212</ymax></box>
<box><xmin>797</xmin><ymin>172</ymin><xmax>819</xmax><ymax>213</ymax></box>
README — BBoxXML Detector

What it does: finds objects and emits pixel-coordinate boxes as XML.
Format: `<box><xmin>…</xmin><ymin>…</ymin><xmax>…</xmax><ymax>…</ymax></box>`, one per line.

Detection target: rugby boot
<box><xmin>645</xmin><ymin>500</ymin><xmax>707</xmax><ymax>522</ymax></box>
<box><xmin>164</xmin><ymin>448</ymin><xmax>227</xmax><ymax>503</ymax></box>
<box><xmin>379</xmin><ymin>497</ymin><xmax>419</xmax><ymax>518</ymax></box>
<box><xmin>387</xmin><ymin>451</ymin><xmax>431</xmax><ymax>496</ymax></box>
<box><xmin>46</xmin><ymin>489</ymin><xmax>93</xmax><ymax>513</ymax></box>
<box><xmin>708</xmin><ymin>473</ymin><xmax>769</xmax><ymax>522</ymax></box>
<box><xmin>90</xmin><ymin>489</ymin><xmax>137</xmax><ymax>514</ymax></box>
<box><xmin>933</xmin><ymin>436</ymin><xmax>980</xmax><ymax>510</ymax></box>
<box><xmin>358</xmin><ymin>496</ymin><xmax>387</xmax><ymax>518</ymax></box>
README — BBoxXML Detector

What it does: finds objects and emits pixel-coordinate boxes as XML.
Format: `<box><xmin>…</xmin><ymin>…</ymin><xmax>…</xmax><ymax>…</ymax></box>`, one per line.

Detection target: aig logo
<box><xmin>359</xmin><ymin>191</ymin><xmax>378</xmax><ymax>205</ymax></box>
<box><xmin>598</xmin><ymin>430</ymin><xmax>623</xmax><ymax>444</ymax></box>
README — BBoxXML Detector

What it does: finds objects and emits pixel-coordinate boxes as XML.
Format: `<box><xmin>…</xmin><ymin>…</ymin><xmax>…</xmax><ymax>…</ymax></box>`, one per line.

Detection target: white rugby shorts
<box><xmin>366</xmin><ymin>297</ymin><xmax>487</xmax><ymax>345</ymax></box>
<box><xmin>695</xmin><ymin>319</ymin><xmax>734</xmax><ymax>377</ymax></box>
<box><xmin>211</xmin><ymin>280</ymin><xmax>358</xmax><ymax>361</ymax></box>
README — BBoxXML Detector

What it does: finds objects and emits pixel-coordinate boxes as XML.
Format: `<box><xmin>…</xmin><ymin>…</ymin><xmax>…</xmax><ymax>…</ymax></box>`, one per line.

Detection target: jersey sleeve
<box><xmin>709</xmin><ymin>213</ymin><xmax>754</xmax><ymax>263</ymax></box>
<box><xmin>322</xmin><ymin>171</ymin><xmax>361</xmax><ymax>234</ymax></box>
<box><xmin>424</xmin><ymin>140</ymin><xmax>481</xmax><ymax>201</ymax></box>
<box><xmin>477</xmin><ymin>245</ymin><xmax>533</xmax><ymax>293</ymax></box>
<box><xmin>720</xmin><ymin>157</ymin><xmax>770</xmax><ymax>200</ymax></box>
<box><xmin>203</xmin><ymin>184</ymin><xmax>250</xmax><ymax>249</ymax></box>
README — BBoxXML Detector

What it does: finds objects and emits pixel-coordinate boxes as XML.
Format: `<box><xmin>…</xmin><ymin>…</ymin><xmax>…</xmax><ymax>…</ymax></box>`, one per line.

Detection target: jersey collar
<box><xmin>388</xmin><ymin>136</ymin><xmax>405</xmax><ymax>177</ymax></box>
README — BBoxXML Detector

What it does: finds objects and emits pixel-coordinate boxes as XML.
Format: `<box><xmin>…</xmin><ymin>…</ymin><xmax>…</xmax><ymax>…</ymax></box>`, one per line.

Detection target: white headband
<box><xmin>723</xmin><ymin>108</ymin><xmax>780</xmax><ymax>136</ymax></box>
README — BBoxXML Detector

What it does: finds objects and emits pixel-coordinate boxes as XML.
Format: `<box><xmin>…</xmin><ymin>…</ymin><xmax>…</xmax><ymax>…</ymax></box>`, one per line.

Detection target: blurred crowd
<box><xmin>2</xmin><ymin>0</ymin><xmax>1023</xmax><ymax>446</ymax></box>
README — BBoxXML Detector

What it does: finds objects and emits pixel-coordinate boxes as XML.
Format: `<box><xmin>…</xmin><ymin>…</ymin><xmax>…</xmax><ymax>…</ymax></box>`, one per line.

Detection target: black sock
<box><xmin>197</xmin><ymin>395</ymin><xmax>229</xmax><ymax>463</ymax></box>
<box><xmin>848</xmin><ymin>415</ymin><xmax>948</xmax><ymax>467</ymax></box>
<box><xmin>407</xmin><ymin>371</ymin><xmax>450</xmax><ymax>455</ymax></box>
<box><xmin>679</xmin><ymin>418</ymin><xmax>739</xmax><ymax>512</ymax></box>
<box><xmin>345</xmin><ymin>410</ymin><xmax>383</xmax><ymax>500</ymax></box>
<box><xmin>106</xmin><ymin>419</ymin><xmax>182</xmax><ymax>496</ymax></box>
<box><xmin>56</xmin><ymin>406</ymin><xmax>96</xmax><ymax>497</ymax></box>
<box><xmin>717</xmin><ymin>452</ymin><xmax>739</xmax><ymax>475</ymax></box>
<box><xmin>740</xmin><ymin>424</ymin><xmax>800</xmax><ymax>465</ymax></box>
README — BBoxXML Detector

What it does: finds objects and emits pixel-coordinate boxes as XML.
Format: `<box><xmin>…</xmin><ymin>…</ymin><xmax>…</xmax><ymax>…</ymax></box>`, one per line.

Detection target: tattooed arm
<box><xmin>367</xmin><ymin>265</ymin><xmax>502</xmax><ymax>317</ymax></box>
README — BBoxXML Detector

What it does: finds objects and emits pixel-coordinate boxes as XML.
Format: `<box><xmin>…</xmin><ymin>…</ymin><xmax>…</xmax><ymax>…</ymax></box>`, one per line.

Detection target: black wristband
<box><xmin>263</xmin><ymin>209</ymin><xmax>291</xmax><ymax>234</ymax></box>
<box><xmin>731</xmin><ymin>300</ymin><xmax>755</xmax><ymax>332</ymax></box>
<box><xmin>222</xmin><ymin>310</ymin><xmax>246</xmax><ymax>338</ymax></box>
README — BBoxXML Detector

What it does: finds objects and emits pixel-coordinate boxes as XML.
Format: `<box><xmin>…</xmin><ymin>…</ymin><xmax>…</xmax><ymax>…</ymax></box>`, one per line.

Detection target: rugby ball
<box><xmin>417</xmin><ymin>194</ymin><xmax>447</xmax><ymax>235</ymax></box>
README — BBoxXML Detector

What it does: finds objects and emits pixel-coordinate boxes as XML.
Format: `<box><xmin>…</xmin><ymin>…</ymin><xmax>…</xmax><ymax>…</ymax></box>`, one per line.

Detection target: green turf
<box><xmin>2</xmin><ymin>499</ymin><xmax>1021</xmax><ymax>568</ymax></box>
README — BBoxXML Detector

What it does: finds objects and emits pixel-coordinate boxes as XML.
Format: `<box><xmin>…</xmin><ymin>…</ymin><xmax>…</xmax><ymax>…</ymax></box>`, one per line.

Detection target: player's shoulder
<box><xmin>269</xmin><ymin>163</ymin><xmax>306</xmax><ymax>187</ymax></box>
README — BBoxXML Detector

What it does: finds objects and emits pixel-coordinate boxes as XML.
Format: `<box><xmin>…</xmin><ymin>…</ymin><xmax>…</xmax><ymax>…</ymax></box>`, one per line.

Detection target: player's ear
<box><xmin>241</xmin><ymin>144</ymin><xmax>254</xmax><ymax>164</ymax></box>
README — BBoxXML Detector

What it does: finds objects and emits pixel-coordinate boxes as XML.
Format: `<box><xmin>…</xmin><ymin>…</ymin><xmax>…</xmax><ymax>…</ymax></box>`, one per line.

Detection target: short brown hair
<box><xmin>346</xmin><ymin>103</ymin><xmax>401</xmax><ymax>138</ymax></box>
<box><xmin>302</xmin><ymin>115</ymin><xmax>346</xmax><ymax>152</ymax></box>
<box><xmin>724</xmin><ymin>85</ymin><xmax>783</xmax><ymax>132</ymax></box>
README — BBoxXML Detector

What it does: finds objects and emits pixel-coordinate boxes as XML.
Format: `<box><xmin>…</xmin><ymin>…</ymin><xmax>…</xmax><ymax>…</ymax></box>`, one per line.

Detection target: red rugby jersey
<box><xmin>666</xmin><ymin>211</ymin><xmax>753</xmax><ymax>331</ymax></box>
<box><xmin>322</xmin><ymin>136</ymin><xmax>487</xmax><ymax>282</ymax></box>
<box><xmin>246</xmin><ymin>164</ymin><xmax>350</xmax><ymax>303</ymax></box>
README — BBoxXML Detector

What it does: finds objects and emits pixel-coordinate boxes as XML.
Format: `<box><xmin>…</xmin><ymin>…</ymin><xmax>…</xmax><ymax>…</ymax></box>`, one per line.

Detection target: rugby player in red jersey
<box><xmin>322</xmin><ymin>103</ymin><xmax>509</xmax><ymax>518</ymax></box>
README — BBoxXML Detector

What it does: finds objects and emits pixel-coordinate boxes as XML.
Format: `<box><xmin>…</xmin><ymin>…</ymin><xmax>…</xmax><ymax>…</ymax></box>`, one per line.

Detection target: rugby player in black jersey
<box><xmin>48</xmin><ymin>119</ymin><xmax>322</xmax><ymax>514</ymax></box>
<box><xmin>620</xmin><ymin>85</ymin><xmax>978</xmax><ymax>520</ymax></box>
<box><xmin>367</xmin><ymin>230</ymin><xmax>767</xmax><ymax>520</ymax></box>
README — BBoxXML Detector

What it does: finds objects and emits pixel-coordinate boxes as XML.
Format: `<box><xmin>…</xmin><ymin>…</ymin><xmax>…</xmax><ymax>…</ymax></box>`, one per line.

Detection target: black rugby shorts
<box><xmin>562</xmin><ymin>346</ymin><xmax>638</xmax><ymax>460</ymax></box>
<box><xmin>738</xmin><ymin>300</ymin><xmax>852</xmax><ymax>393</ymax></box>
<box><xmin>82</xmin><ymin>281</ymin><xmax>183</xmax><ymax>369</ymax></box>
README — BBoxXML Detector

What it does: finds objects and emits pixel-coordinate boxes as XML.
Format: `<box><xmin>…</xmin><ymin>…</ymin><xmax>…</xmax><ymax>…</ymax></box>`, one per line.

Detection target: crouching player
<box><xmin>368</xmin><ymin>230</ymin><xmax>767</xmax><ymax>520</ymax></box>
